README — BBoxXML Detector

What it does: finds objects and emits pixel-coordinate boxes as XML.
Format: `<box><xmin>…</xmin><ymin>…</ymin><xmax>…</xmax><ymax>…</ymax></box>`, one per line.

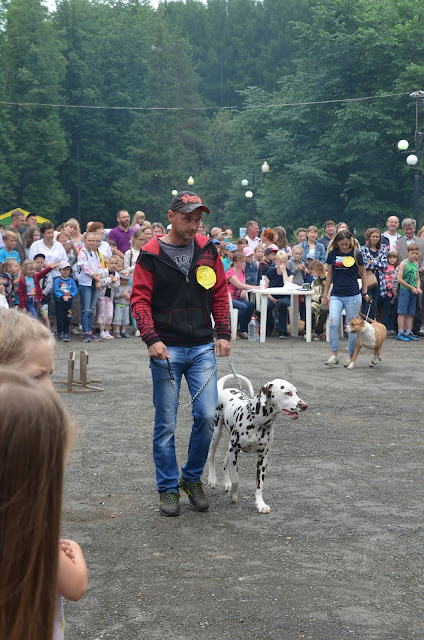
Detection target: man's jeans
<box><xmin>328</xmin><ymin>294</ymin><xmax>361</xmax><ymax>354</ymax></box>
<box><xmin>149</xmin><ymin>343</ymin><xmax>217</xmax><ymax>494</ymax></box>
<box><xmin>79</xmin><ymin>283</ymin><xmax>99</xmax><ymax>334</ymax></box>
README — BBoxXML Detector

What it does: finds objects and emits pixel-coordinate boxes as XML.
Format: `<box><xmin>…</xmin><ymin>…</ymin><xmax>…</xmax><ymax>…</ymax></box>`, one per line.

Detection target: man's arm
<box><xmin>130</xmin><ymin>258</ymin><xmax>162</xmax><ymax>348</ymax></box>
<box><xmin>210</xmin><ymin>251</ymin><xmax>231</xmax><ymax>352</ymax></box>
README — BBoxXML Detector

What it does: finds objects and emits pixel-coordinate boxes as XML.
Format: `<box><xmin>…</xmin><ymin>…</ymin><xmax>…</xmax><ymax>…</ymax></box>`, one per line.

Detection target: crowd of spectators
<box><xmin>1</xmin><ymin>209</ymin><xmax>424</xmax><ymax>345</ymax></box>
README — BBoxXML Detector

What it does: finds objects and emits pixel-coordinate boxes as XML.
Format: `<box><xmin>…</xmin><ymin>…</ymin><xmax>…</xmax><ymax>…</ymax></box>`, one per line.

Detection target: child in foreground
<box><xmin>0</xmin><ymin>367</ymin><xmax>87</xmax><ymax>640</ymax></box>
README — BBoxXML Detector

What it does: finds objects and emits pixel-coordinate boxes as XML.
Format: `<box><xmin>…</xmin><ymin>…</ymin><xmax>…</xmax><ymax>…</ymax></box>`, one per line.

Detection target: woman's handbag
<box><xmin>366</xmin><ymin>269</ymin><xmax>378</xmax><ymax>289</ymax></box>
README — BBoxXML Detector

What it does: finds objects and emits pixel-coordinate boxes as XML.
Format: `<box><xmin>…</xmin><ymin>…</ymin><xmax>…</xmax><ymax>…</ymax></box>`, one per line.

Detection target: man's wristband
<box><xmin>362</xmin><ymin>292</ymin><xmax>368</xmax><ymax>297</ymax></box>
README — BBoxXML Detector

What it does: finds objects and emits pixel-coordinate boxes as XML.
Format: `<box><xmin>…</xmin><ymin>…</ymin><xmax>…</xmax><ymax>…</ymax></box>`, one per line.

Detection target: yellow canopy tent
<box><xmin>0</xmin><ymin>208</ymin><xmax>50</xmax><ymax>227</ymax></box>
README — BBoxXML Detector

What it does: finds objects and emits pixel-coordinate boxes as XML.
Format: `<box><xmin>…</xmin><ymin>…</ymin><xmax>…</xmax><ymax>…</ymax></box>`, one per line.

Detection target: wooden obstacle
<box><xmin>54</xmin><ymin>350</ymin><xmax>104</xmax><ymax>393</ymax></box>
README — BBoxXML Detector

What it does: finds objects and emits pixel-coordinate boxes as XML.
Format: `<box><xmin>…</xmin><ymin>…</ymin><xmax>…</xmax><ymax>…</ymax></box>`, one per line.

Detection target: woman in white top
<box><xmin>28</xmin><ymin>222</ymin><xmax>67</xmax><ymax>277</ymax></box>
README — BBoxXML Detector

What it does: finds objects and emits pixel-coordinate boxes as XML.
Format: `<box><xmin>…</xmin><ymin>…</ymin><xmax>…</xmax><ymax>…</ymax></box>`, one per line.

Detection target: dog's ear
<box><xmin>256</xmin><ymin>383</ymin><xmax>273</xmax><ymax>413</ymax></box>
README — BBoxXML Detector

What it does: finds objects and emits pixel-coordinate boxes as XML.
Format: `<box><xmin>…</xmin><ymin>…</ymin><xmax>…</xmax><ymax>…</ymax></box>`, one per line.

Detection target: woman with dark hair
<box><xmin>28</xmin><ymin>222</ymin><xmax>66</xmax><ymax>277</ymax></box>
<box><xmin>23</xmin><ymin>225</ymin><xmax>41</xmax><ymax>258</ymax></box>
<box><xmin>322</xmin><ymin>230</ymin><xmax>369</xmax><ymax>367</ymax></box>
<box><xmin>360</xmin><ymin>227</ymin><xmax>387</xmax><ymax>320</ymax></box>
<box><xmin>273</xmin><ymin>226</ymin><xmax>291</xmax><ymax>255</ymax></box>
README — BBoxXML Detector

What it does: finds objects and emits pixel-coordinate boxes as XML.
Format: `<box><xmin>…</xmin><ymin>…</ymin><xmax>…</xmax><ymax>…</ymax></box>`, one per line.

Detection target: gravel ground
<box><xmin>55</xmin><ymin>332</ymin><xmax>424</xmax><ymax>640</ymax></box>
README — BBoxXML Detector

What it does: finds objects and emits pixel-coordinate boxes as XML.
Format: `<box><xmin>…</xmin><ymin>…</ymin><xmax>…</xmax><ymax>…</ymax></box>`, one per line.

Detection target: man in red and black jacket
<box><xmin>131</xmin><ymin>191</ymin><xmax>230</xmax><ymax>517</ymax></box>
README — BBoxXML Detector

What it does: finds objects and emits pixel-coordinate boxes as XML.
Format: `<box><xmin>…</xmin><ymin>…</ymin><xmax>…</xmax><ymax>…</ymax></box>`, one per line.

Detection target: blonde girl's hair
<box><xmin>65</xmin><ymin>218</ymin><xmax>80</xmax><ymax>232</ymax></box>
<box><xmin>130</xmin><ymin>228</ymin><xmax>144</xmax><ymax>248</ymax></box>
<box><xmin>21</xmin><ymin>259</ymin><xmax>35</xmax><ymax>274</ymax></box>
<box><xmin>0</xmin><ymin>367</ymin><xmax>75</xmax><ymax>640</ymax></box>
<box><xmin>0</xmin><ymin>308</ymin><xmax>54</xmax><ymax>366</ymax></box>
<box><xmin>0</xmin><ymin>259</ymin><xmax>19</xmax><ymax>274</ymax></box>
<box><xmin>308</xmin><ymin>260</ymin><xmax>326</xmax><ymax>278</ymax></box>
<box><xmin>131</xmin><ymin>211</ymin><xmax>145</xmax><ymax>227</ymax></box>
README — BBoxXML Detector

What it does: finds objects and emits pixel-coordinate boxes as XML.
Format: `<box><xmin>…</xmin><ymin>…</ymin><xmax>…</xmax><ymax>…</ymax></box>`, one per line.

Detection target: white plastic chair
<box><xmin>228</xmin><ymin>293</ymin><xmax>239</xmax><ymax>340</ymax></box>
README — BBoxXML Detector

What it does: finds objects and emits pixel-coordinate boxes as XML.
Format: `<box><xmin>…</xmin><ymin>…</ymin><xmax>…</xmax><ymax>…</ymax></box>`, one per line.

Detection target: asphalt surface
<box><xmin>56</xmin><ymin>332</ymin><xmax>424</xmax><ymax>640</ymax></box>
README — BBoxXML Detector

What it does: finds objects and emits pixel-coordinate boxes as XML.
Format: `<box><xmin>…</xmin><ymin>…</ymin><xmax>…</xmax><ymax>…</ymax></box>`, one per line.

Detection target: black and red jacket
<box><xmin>130</xmin><ymin>234</ymin><xmax>231</xmax><ymax>348</ymax></box>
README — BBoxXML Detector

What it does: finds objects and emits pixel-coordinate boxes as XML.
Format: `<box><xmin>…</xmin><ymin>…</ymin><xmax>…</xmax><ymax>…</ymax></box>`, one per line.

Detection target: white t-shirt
<box><xmin>28</xmin><ymin>240</ymin><xmax>67</xmax><ymax>277</ymax></box>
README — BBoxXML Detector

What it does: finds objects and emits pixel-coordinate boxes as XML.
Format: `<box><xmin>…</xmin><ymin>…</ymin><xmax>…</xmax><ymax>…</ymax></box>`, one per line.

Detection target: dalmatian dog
<box><xmin>208</xmin><ymin>374</ymin><xmax>307</xmax><ymax>514</ymax></box>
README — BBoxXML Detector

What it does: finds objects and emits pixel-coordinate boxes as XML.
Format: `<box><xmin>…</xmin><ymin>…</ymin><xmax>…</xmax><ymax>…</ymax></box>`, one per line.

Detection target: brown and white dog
<box><xmin>346</xmin><ymin>315</ymin><xmax>387</xmax><ymax>369</ymax></box>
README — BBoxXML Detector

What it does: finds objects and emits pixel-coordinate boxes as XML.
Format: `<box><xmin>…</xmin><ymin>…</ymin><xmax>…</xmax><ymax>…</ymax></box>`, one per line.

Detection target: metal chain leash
<box><xmin>166</xmin><ymin>355</ymin><xmax>242</xmax><ymax>408</ymax></box>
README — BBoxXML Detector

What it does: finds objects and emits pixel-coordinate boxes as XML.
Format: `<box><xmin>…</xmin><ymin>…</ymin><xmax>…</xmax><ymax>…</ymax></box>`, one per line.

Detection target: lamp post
<box><xmin>241</xmin><ymin>161</ymin><xmax>270</xmax><ymax>216</ymax></box>
<box><xmin>397</xmin><ymin>91</ymin><xmax>424</xmax><ymax>228</ymax></box>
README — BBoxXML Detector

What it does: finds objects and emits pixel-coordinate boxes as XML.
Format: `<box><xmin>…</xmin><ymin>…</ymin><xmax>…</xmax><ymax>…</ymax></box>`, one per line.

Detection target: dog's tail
<box><xmin>217</xmin><ymin>374</ymin><xmax>255</xmax><ymax>398</ymax></box>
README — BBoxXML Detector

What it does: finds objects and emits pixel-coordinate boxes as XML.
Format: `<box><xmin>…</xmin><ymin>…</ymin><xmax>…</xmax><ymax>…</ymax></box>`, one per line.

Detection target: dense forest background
<box><xmin>1</xmin><ymin>0</ymin><xmax>424</xmax><ymax>235</ymax></box>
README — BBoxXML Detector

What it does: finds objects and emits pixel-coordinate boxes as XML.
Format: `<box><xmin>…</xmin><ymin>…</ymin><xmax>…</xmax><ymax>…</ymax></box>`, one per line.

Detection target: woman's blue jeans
<box><xmin>328</xmin><ymin>294</ymin><xmax>361</xmax><ymax>354</ymax></box>
<box><xmin>231</xmin><ymin>298</ymin><xmax>254</xmax><ymax>332</ymax></box>
<box><xmin>149</xmin><ymin>343</ymin><xmax>217</xmax><ymax>494</ymax></box>
<box><xmin>79</xmin><ymin>283</ymin><xmax>99</xmax><ymax>334</ymax></box>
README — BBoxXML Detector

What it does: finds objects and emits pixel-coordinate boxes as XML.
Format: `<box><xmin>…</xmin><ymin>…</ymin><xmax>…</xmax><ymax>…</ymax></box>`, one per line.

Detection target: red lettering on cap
<box><xmin>181</xmin><ymin>194</ymin><xmax>202</xmax><ymax>205</ymax></box>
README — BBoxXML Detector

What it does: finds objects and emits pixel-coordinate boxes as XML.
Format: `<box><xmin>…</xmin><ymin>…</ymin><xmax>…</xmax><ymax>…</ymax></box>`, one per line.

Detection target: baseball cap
<box><xmin>243</xmin><ymin>247</ymin><xmax>254</xmax><ymax>256</ymax></box>
<box><xmin>169</xmin><ymin>191</ymin><xmax>210</xmax><ymax>214</ymax></box>
<box><xmin>212</xmin><ymin>239</ymin><xmax>221</xmax><ymax>245</ymax></box>
<box><xmin>265</xmin><ymin>245</ymin><xmax>278</xmax><ymax>255</ymax></box>
<box><xmin>226</xmin><ymin>243</ymin><xmax>237</xmax><ymax>252</ymax></box>
<box><xmin>58</xmin><ymin>260</ymin><xmax>71</xmax><ymax>269</ymax></box>
<box><xmin>305</xmin><ymin>251</ymin><xmax>315</xmax><ymax>260</ymax></box>
<box><xmin>119</xmin><ymin>269</ymin><xmax>130</xmax><ymax>279</ymax></box>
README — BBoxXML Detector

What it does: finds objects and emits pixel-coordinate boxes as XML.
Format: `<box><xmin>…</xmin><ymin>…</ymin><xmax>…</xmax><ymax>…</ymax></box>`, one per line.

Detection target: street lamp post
<box><xmin>397</xmin><ymin>91</ymin><xmax>424</xmax><ymax>228</ymax></box>
<box><xmin>241</xmin><ymin>161</ymin><xmax>270</xmax><ymax>216</ymax></box>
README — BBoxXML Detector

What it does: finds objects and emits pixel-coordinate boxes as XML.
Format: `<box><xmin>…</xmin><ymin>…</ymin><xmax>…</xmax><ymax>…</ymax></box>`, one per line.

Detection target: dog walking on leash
<box><xmin>208</xmin><ymin>374</ymin><xmax>307</xmax><ymax>514</ymax></box>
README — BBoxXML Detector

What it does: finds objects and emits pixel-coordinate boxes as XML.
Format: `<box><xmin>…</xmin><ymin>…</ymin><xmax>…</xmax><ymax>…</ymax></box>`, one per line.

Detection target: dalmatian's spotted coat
<box><xmin>208</xmin><ymin>374</ymin><xmax>307</xmax><ymax>513</ymax></box>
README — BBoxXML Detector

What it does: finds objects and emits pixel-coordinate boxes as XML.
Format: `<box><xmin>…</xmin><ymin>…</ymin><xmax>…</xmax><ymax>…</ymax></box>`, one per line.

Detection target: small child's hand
<box><xmin>59</xmin><ymin>538</ymin><xmax>76</xmax><ymax>564</ymax></box>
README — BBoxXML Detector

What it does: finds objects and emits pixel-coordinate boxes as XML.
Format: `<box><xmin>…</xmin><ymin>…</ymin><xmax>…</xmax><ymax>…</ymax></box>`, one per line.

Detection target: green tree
<box><xmin>2</xmin><ymin>0</ymin><xmax>68</xmax><ymax>219</ymax></box>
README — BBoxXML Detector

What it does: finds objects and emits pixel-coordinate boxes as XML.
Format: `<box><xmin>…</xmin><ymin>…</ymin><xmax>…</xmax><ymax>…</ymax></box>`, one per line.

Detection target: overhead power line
<box><xmin>0</xmin><ymin>92</ymin><xmax>409</xmax><ymax>112</ymax></box>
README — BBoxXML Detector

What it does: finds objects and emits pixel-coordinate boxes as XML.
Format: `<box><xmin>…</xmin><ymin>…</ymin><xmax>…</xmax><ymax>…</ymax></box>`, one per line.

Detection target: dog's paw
<box><xmin>369</xmin><ymin>361</ymin><xmax>375</xmax><ymax>367</ymax></box>
<box><xmin>346</xmin><ymin>363</ymin><xmax>354</xmax><ymax>370</ymax></box>
<box><xmin>224</xmin><ymin>482</ymin><xmax>231</xmax><ymax>493</ymax></box>
<box><xmin>256</xmin><ymin>501</ymin><xmax>271</xmax><ymax>513</ymax></box>
<box><xmin>229</xmin><ymin>490</ymin><xmax>238</xmax><ymax>503</ymax></box>
<box><xmin>208</xmin><ymin>472</ymin><xmax>217</xmax><ymax>488</ymax></box>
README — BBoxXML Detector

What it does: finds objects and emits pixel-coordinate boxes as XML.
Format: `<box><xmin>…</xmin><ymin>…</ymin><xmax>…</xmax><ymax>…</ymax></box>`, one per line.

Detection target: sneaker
<box><xmin>325</xmin><ymin>355</ymin><xmax>339</xmax><ymax>365</ymax></box>
<box><xmin>278</xmin><ymin>333</ymin><xmax>286</xmax><ymax>339</ymax></box>
<box><xmin>71</xmin><ymin>326</ymin><xmax>81</xmax><ymax>335</ymax></box>
<box><xmin>121</xmin><ymin>331</ymin><xmax>130</xmax><ymax>338</ymax></box>
<box><xmin>103</xmin><ymin>331</ymin><xmax>114</xmax><ymax>339</ymax></box>
<box><xmin>159</xmin><ymin>492</ymin><xmax>180</xmax><ymax>517</ymax></box>
<box><xmin>238</xmin><ymin>332</ymin><xmax>248</xmax><ymax>339</ymax></box>
<box><xmin>179</xmin><ymin>477</ymin><xmax>209</xmax><ymax>512</ymax></box>
<box><xmin>115</xmin><ymin>332</ymin><xmax>122</xmax><ymax>339</ymax></box>
<box><xmin>135</xmin><ymin>329</ymin><xmax>140</xmax><ymax>337</ymax></box>
<box><xmin>100</xmin><ymin>331</ymin><xmax>107</xmax><ymax>339</ymax></box>
<box><xmin>406</xmin><ymin>333</ymin><xmax>419</xmax><ymax>341</ymax></box>
<box><xmin>58</xmin><ymin>333</ymin><xmax>64</xmax><ymax>341</ymax></box>
<box><xmin>63</xmin><ymin>334</ymin><xmax>70</xmax><ymax>342</ymax></box>
<box><xmin>344</xmin><ymin>355</ymin><xmax>352</xmax><ymax>368</ymax></box>
<box><xmin>312</xmin><ymin>333</ymin><xmax>325</xmax><ymax>341</ymax></box>
<box><xmin>83</xmin><ymin>333</ymin><xmax>92</xmax><ymax>343</ymax></box>
<box><xmin>396</xmin><ymin>333</ymin><xmax>410</xmax><ymax>342</ymax></box>
<box><xmin>90</xmin><ymin>333</ymin><xmax>101</xmax><ymax>341</ymax></box>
